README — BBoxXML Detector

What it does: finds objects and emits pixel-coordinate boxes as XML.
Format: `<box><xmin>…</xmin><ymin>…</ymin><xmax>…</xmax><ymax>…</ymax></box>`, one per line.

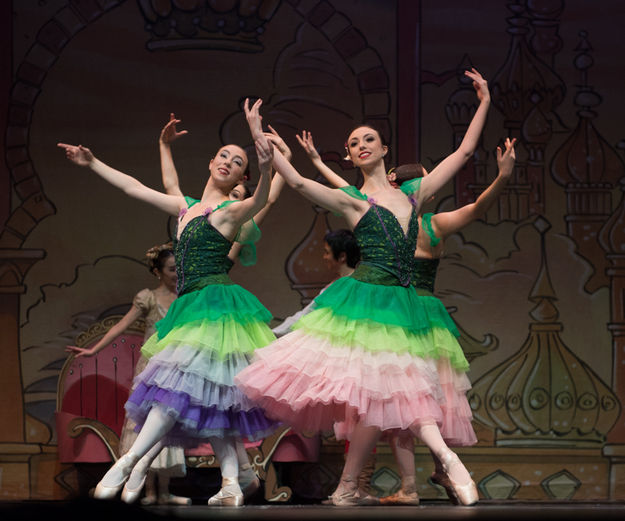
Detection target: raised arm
<box><xmin>251</xmin><ymin>125</ymin><xmax>290</xmax><ymax>225</ymax></box>
<box><xmin>57</xmin><ymin>143</ymin><xmax>184</xmax><ymax>216</ymax></box>
<box><xmin>418</xmin><ymin>68</ymin><xmax>490</xmax><ymax>202</ymax></box>
<box><xmin>431</xmin><ymin>137</ymin><xmax>516</xmax><ymax>238</ymax></box>
<box><xmin>296</xmin><ymin>130</ymin><xmax>348</xmax><ymax>188</ymax></box>
<box><xmin>159</xmin><ymin>113</ymin><xmax>188</xmax><ymax>197</ymax></box>
<box><xmin>217</xmin><ymin>99</ymin><xmax>273</xmax><ymax>231</ymax></box>
<box><xmin>227</xmin><ymin>125</ymin><xmax>288</xmax><ymax>261</ymax></box>
<box><xmin>66</xmin><ymin>304</ymin><xmax>143</xmax><ymax>358</ymax></box>
<box><xmin>245</xmin><ymin>99</ymin><xmax>358</xmax><ymax>218</ymax></box>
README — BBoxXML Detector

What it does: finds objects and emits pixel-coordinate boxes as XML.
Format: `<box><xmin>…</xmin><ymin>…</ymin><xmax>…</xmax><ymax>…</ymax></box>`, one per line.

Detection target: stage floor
<box><xmin>2</xmin><ymin>499</ymin><xmax>625</xmax><ymax>521</ymax></box>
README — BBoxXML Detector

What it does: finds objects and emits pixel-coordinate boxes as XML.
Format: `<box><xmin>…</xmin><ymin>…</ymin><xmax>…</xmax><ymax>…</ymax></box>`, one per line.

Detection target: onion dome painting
<box><xmin>468</xmin><ymin>217</ymin><xmax>620</xmax><ymax>447</ymax></box>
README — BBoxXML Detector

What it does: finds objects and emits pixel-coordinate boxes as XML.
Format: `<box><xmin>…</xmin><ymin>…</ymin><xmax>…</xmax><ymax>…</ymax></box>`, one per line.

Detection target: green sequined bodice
<box><xmin>340</xmin><ymin>187</ymin><xmax>419</xmax><ymax>287</ymax></box>
<box><xmin>412</xmin><ymin>212</ymin><xmax>440</xmax><ymax>293</ymax></box>
<box><xmin>412</xmin><ymin>257</ymin><xmax>440</xmax><ymax>293</ymax></box>
<box><xmin>174</xmin><ymin>214</ymin><xmax>234</xmax><ymax>296</ymax></box>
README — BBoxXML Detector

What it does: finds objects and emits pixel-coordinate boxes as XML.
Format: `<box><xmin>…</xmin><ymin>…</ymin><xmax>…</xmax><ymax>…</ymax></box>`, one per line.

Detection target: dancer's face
<box><xmin>229</xmin><ymin>182</ymin><xmax>249</xmax><ymax>201</ymax></box>
<box><xmin>155</xmin><ymin>254</ymin><xmax>177</xmax><ymax>291</ymax></box>
<box><xmin>209</xmin><ymin>145</ymin><xmax>248</xmax><ymax>189</ymax></box>
<box><xmin>323</xmin><ymin>241</ymin><xmax>343</xmax><ymax>276</ymax></box>
<box><xmin>346</xmin><ymin>127</ymin><xmax>387</xmax><ymax>168</ymax></box>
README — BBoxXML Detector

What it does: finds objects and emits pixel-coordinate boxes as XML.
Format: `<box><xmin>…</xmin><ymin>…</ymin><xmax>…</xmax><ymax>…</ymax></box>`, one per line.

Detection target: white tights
<box><xmin>100</xmin><ymin>405</ymin><xmax>175</xmax><ymax>488</ymax></box>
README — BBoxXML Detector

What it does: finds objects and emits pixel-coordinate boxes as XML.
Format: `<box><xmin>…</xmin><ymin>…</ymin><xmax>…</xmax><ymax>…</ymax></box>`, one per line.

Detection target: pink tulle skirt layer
<box><xmin>235</xmin><ymin>327</ymin><xmax>477</xmax><ymax>445</ymax></box>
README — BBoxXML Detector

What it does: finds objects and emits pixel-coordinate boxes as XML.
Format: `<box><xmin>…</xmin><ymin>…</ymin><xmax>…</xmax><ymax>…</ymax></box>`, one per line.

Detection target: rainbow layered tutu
<box><xmin>125</xmin><ymin>283</ymin><xmax>278</xmax><ymax>447</ymax></box>
<box><xmin>235</xmin><ymin>276</ymin><xmax>477</xmax><ymax>446</ymax></box>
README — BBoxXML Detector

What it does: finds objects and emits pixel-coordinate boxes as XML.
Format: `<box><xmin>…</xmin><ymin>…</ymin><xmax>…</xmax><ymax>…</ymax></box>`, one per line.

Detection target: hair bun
<box><xmin>145</xmin><ymin>242</ymin><xmax>174</xmax><ymax>273</ymax></box>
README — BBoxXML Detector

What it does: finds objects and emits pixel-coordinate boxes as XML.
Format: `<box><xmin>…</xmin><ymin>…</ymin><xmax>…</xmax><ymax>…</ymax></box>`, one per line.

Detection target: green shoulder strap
<box><xmin>235</xmin><ymin>218</ymin><xmax>262</xmax><ymax>267</ymax></box>
<box><xmin>184</xmin><ymin>196</ymin><xmax>200</xmax><ymax>208</ymax></box>
<box><xmin>339</xmin><ymin>186</ymin><xmax>368</xmax><ymax>201</ymax></box>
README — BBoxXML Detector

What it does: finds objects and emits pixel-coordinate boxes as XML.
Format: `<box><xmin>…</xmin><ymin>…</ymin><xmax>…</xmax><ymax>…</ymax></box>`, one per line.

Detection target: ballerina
<box><xmin>235</xmin><ymin>68</ymin><xmax>490</xmax><ymax>506</ymax></box>
<box><xmin>155</xmin><ymin>113</ymin><xmax>291</xmax><ymax>501</ymax></box>
<box><xmin>300</xmin><ymin>129</ymin><xmax>515</xmax><ymax>504</ymax></box>
<box><xmin>58</xmin><ymin>99</ymin><xmax>277</xmax><ymax>507</ymax></box>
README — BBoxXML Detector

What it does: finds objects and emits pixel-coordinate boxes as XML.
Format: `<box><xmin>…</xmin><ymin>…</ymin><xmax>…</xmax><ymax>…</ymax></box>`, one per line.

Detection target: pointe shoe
<box><xmin>94</xmin><ymin>452</ymin><xmax>139</xmax><ymax>500</ymax></box>
<box><xmin>431</xmin><ymin>471</ymin><xmax>459</xmax><ymax>505</ymax></box>
<box><xmin>121</xmin><ymin>473</ymin><xmax>147</xmax><ymax>504</ymax></box>
<box><xmin>207</xmin><ymin>477</ymin><xmax>244</xmax><ymax>507</ymax></box>
<box><xmin>380</xmin><ymin>488</ymin><xmax>420</xmax><ymax>505</ymax></box>
<box><xmin>439</xmin><ymin>451</ymin><xmax>478</xmax><ymax>506</ymax></box>
<box><xmin>329</xmin><ymin>489</ymin><xmax>380</xmax><ymax>506</ymax></box>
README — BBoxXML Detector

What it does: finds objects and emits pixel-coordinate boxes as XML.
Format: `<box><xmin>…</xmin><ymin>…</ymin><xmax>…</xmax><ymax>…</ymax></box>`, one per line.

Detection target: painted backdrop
<box><xmin>1</xmin><ymin>0</ymin><xmax>625</xmax><ymax>501</ymax></box>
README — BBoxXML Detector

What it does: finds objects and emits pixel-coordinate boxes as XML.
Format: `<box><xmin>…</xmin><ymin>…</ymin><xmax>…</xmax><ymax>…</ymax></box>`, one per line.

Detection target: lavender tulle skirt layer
<box><xmin>124</xmin><ymin>283</ymin><xmax>278</xmax><ymax>448</ymax></box>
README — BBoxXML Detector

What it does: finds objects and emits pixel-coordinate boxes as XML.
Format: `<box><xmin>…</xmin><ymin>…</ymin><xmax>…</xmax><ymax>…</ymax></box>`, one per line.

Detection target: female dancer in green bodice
<box><xmin>58</xmin><ymin>100</ymin><xmax>278</xmax><ymax>507</ymax></box>
<box><xmin>384</xmin><ymin>138</ymin><xmax>516</xmax><ymax>504</ymax></box>
<box><xmin>296</xmin><ymin>118</ymin><xmax>515</xmax><ymax>505</ymax></box>
<box><xmin>235</xmin><ymin>69</ymin><xmax>490</xmax><ymax>506</ymax></box>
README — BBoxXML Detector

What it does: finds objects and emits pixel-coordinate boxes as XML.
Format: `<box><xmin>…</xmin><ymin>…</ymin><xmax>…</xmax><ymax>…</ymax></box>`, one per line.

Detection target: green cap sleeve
<box><xmin>400</xmin><ymin>177</ymin><xmax>422</xmax><ymax>196</ymax></box>
<box><xmin>421</xmin><ymin>212</ymin><xmax>441</xmax><ymax>247</ymax></box>
<box><xmin>235</xmin><ymin>218</ymin><xmax>262</xmax><ymax>266</ymax></box>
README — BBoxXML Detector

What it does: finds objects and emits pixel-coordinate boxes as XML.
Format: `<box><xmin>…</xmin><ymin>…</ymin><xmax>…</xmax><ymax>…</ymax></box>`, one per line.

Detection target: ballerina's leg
<box><xmin>335</xmin><ymin>422</ymin><xmax>381</xmax><ymax>496</ymax></box>
<box><xmin>207</xmin><ymin>435</ymin><xmax>244</xmax><ymax>506</ymax></box>
<box><xmin>95</xmin><ymin>405</ymin><xmax>175</xmax><ymax>498</ymax></box>
<box><xmin>415</xmin><ymin>423</ymin><xmax>478</xmax><ymax>505</ymax></box>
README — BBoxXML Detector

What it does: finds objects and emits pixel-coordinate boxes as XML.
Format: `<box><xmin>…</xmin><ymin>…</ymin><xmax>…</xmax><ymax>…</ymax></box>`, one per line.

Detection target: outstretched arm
<box><xmin>431</xmin><ymin>137</ymin><xmax>516</xmax><ymax>238</ymax></box>
<box><xmin>159</xmin><ymin>113</ymin><xmax>188</xmax><ymax>197</ymax></box>
<box><xmin>230</xmin><ymin>136</ymin><xmax>273</xmax><ymax>223</ymax></box>
<box><xmin>66</xmin><ymin>305</ymin><xmax>143</xmax><ymax>358</ymax></box>
<box><xmin>245</xmin><ymin>99</ymin><xmax>359</xmax><ymax>218</ymax></box>
<box><xmin>57</xmin><ymin>143</ymin><xmax>183</xmax><ymax>216</ymax></box>
<box><xmin>227</xmin><ymin>125</ymin><xmax>288</xmax><ymax>261</ymax></box>
<box><xmin>296</xmin><ymin>130</ymin><xmax>348</xmax><ymax>188</ymax></box>
<box><xmin>252</xmin><ymin>125</ymin><xmax>290</xmax><ymax>225</ymax></box>
<box><xmin>418</xmin><ymin>68</ymin><xmax>490</xmax><ymax>202</ymax></box>
<box><xmin>219</xmin><ymin>99</ymin><xmax>273</xmax><ymax>231</ymax></box>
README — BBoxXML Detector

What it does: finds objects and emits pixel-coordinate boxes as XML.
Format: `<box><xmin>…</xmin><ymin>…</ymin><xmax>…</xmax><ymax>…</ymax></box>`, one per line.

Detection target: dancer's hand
<box><xmin>497</xmin><ymin>137</ymin><xmax>516</xmax><ymax>178</ymax></box>
<box><xmin>244</xmin><ymin>98</ymin><xmax>264</xmax><ymax>140</ymax></box>
<box><xmin>159</xmin><ymin>113</ymin><xmax>188</xmax><ymax>145</ymax></box>
<box><xmin>65</xmin><ymin>345</ymin><xmax>95</xmax><ymax>358</ymax></box>
<box><xmin>295</xmin><ymin>130</ymin><xmax>321</xmax><ymax>162</ymax></box>
<box><xmin>57</xmin><ymin>143</ymin><xmax>94</xmax><ymax>166</ymax></box>
<box><xmin>465</xmin><ymin>68</ymin><xmax>490</xmax><ymax>103</ymax></box>
<box><xmin>255</xmin><ymin>135</ymin><xmax>274</xmax><ymax>173</ymax></box>
<box><xmin>265</xmin><ymin>124</ymin><xmax>291</xmax><ymax>161</ymax></box>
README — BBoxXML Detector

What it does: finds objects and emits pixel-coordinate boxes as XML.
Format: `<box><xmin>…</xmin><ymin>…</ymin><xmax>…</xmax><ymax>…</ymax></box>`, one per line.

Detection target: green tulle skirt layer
<box><xmin>142</xmin><ymin>283</ymin><xmax>273</xmax><ymax>360</ymax></box>
<box><xmin>293</xmin><ymin>309</ymin><xmax>467</xmax><ymax>371</ymax></box>
<box><xmin>313</xmin><ymin>276</ymin><xmax>458</xmax><ymax>333</ymax></box>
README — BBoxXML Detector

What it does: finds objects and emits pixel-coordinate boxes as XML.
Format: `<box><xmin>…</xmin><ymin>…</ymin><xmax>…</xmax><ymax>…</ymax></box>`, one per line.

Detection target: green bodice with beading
<box><xmin>174</xmin><ymin>199</ymin><xmax>235</xmax><ymax>296</ymax></box>
<box><xmin>412</xmin><ymin>258</ymin><xmax>440</xmax><ymax>294</ymax></box>
<box><xmin>412</xmin><ymin>212</ymin><xmax>440</xmax><ymax>294</ymax></box>
<box><xmin>339</xmin><ymin>186</ymin><xmax>419</xmax><ymax>287</ymax></box>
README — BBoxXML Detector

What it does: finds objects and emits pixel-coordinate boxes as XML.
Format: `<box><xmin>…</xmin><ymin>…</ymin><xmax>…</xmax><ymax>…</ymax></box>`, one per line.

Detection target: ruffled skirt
<box><xmin>235</xmin><ymin>276</ymin><xmax>476</xmax><ymax>446</ymax></box>
<box><xmin>125</xmin><ymin>283</ymin><xmax>278</xmax><ymax>448</ymax></box>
